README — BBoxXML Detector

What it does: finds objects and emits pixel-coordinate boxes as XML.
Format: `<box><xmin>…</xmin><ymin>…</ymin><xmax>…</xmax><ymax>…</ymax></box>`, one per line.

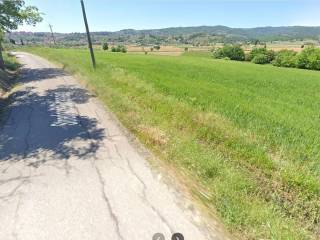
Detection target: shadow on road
<box><xmin>18</xmin><ymin>67</ymin><xmax>67</xmax><ymax>84</ymax></box>
<box><xmin>0</xmin><ymin>63</ymin><xmax>106</xmax><ymax>202</ymax></box>
<box><xmin>0</xmin><ymin>66</ymin><xmax>105</xmax><ymax>168</ymax></box>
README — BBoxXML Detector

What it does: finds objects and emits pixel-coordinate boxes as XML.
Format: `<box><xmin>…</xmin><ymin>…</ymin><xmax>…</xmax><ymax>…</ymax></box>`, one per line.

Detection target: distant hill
<box><xmin>7</xmin><ymin>25</ymin><xmax>320</xmax><ymax>46</ymax></box>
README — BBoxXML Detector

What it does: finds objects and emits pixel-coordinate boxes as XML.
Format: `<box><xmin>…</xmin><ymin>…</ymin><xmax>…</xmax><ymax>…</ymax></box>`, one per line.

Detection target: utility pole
<box><xmin>49</xmin><ymin>24</ymin><xmax>56</xmax><ymax>45</ymax></box>
<box><xmin>80</xmin><ymin>0</ymin><xmax>96</xmax><ymax>69</ymax></box>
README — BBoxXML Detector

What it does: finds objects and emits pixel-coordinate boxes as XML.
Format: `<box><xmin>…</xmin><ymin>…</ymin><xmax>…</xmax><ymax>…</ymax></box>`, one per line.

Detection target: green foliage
<box><xmin>248</xmin><ymin>47</ymin><xmax>275</xmax><ymax>64</ymax></box>
<box><xmin>111</xmin><ymin>45</ymin><xmax>127</xmax><ymax>53</ymax></box>
<box><xmin>213</xmin><ymin>45</ymin><xmax>245</xmax><ymax>61</ymax></box>
<box><xmin>0</xmin><ymin>0</ymin><xmax>42</xmax><ymax>32</ymax></box>
<box><xmin>251</xmin><ymin>54</ymin><xmax>269</xmax><ymax>64</ymax></box>
<box><xmin>3</xmin><ymin>53</ymin><xmax>20</xmax><ymax>71</ymax></box>
<box><xmin>102</xmin><ymin>42</ymin><xmax>109</xmax><ymax>51</ymax></box>
<box><xmin>296</xmin><ymin>46</ymin><xmax>320</xmax><ymax>70</ymax></box>
<box><xmin>272</xmin><ymin>49</ymin><xmax>297</xmax><ymax>68</ymax></box>
<box><xmin>154</xmin><ymin>45</ymin><xmax>161</xmax><ymax>50</ymax></box>
<box><xmin>266</xmin><ymin>49</ymin><xmax>276</xmax><ymax>62</ymax></box>
<box><xmin>244</xmin><ymin>47</ymin><xmax>320</xmax><ymax>70</ymax></box>
<box><xmin>0</xmin><ymin>0</ymin><xmax>42</xmax><ymax>69</ymax></box>
<box><xmin>244</xmin><ymin>53</ymin><xmax>251</xmax><ymax>62</ymax></box>
<box><xmin>120</xmin><ymin>45</ymin><xmax>127</xmax><ymax>53</ymax></box>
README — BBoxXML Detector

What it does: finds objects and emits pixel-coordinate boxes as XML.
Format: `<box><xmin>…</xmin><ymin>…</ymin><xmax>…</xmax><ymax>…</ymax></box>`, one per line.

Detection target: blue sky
<box><xmin>19</xmin><ymin>0</ymin><xmax>320</xmax><ymax>33</ymax></box>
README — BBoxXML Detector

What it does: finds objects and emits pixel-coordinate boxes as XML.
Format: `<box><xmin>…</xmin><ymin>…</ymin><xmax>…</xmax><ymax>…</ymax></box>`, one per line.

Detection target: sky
<box><xmin>18</xmin><ymin>0</ymin><xmax>320</xmax><ymax>33</ymax></box>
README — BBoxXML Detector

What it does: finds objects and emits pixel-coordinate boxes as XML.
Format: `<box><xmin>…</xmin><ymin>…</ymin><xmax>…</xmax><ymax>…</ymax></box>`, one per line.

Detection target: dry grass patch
<box><xmin>138</xmin><ymin>124</ymin><xmax>169</xmax><ymax>146</ymax></box>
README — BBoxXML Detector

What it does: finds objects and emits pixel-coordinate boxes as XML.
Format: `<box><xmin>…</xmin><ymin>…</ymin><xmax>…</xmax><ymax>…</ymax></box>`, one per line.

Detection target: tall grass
<box><xmin>3</xmin><ymin>52</ymin><xmax>21</xmax><ymax>71</ymax></box>
<box><xmin>25</xmin><ymin>48</ymin><xmax>320</xmax><ymax>240</ymax></box>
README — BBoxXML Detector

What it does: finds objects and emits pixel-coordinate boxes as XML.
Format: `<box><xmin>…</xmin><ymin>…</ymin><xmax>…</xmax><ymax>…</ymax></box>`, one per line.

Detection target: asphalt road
<box><xmin>0</xmin><ymin>53</ymin><xmax>226</xmax><ymax>240</ymax></box>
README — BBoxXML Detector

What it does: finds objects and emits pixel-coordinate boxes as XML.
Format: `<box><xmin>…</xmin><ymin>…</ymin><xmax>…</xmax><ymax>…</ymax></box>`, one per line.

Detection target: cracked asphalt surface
<box><xmin>0</xmin><ymin>53</ymin><xmax>226</xmax><ymax>240</ymax></box>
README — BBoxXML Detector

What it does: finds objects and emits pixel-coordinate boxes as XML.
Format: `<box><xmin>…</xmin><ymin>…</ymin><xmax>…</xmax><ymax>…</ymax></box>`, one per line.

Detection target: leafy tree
<box><xmin>296</xmin><ymin>46</ymin><xmax>320</xmax><ymax>70</ymax></box>
<box><xmin>248</xmin><ymin>47</ymin><xmax>275</xmax><ymax>63</ymax></box>
<box><xmin>102</xmin><ymin>42</ymin><xmax>109</xmax><ymax>51</ymax></box>
<box><xmin>154</xmin><ymin>45</ymin><xmax>161</xmax><ymax>50</ymax></box>
<box><xmin>120</xmin><ymin>45</ymin><xmax>127</xmax><ymax>53</ymax></box>
<box><xmin>0</xmin><ymin>0</ymin><xmax>42</xmax><ymax>69</ymax></box>
<box><xmin>272</xmin><ymin>50</ymin><xmax>297</xmax><ymax>68</ymax></box>
<box><xmin>213</xmin><ymin>45</ymin><xmax>245</xmax><ymax>61</ymax></box>
<box><xmin>253</xmin><ymin>39</ymin><xmax>260</xmax><ymax>46</ymax></box>
<box><xmin>111</xmin><ymin>45</ymin><xmax>127</xmax><ymax>53</ymax></box>
<box><xmin>251</xmin><ymin>54</ymin><xmax>269</xmax><ymax>64</ymax></box>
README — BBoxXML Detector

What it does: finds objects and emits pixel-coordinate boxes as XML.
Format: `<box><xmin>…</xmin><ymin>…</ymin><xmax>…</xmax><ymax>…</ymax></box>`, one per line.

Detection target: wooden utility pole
<box><xmin>49</xmin><ymin>24</ymin><xmax>56</xmax><ymax>45</ymax></box>
<box><xmin>80</xmin><ymin>0</ymin><xmax>96</xmax><ymax>69</ymax></box>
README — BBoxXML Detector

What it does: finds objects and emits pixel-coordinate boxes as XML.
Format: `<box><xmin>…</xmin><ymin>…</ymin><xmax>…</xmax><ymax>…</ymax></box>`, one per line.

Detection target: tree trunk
<box><xmin>0</xmin><ymin>41</ymin><xmax>4</xmax><ymax>70</ymax></box>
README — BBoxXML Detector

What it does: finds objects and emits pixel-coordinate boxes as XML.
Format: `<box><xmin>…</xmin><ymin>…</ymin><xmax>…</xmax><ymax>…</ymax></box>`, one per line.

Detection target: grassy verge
<box><xmin>1</xmin><ymin>52</ymin><xmax>20</xmax><ymax>92</ymax></box>
<box><xmin>1</xmin><ymin>52</ymin><xmax>20</xmax><ymax>125</ymax></box>
<box><xmin>3</xmin><ymin>52</ymin><xmax>21</xmax><ymax>71</ymax></box>
<box><xmin>24</xmin><ymin>47</ymin><xmax>319</xmax><ymax>240</ymax></box>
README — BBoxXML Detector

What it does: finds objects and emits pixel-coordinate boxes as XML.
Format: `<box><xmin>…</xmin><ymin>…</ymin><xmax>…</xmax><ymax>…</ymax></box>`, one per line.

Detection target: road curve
<box><xmin>0</xmin><ymin>52</ymin><xmax>226</xmax><ymax>240</ymax></box>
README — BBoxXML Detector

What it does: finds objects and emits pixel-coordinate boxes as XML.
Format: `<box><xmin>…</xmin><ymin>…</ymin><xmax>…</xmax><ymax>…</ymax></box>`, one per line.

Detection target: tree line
<box><xmin>213</xmin><ymin>45</ymin><xmax>320</xmax><ymax>71</ymax></box>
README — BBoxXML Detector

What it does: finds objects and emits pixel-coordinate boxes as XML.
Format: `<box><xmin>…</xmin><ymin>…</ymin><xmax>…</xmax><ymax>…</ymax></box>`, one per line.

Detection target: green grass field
<box><xmin>23</xmin><ymin>47</ymin><xmax>320</xmax><ymax>240</ymax></box>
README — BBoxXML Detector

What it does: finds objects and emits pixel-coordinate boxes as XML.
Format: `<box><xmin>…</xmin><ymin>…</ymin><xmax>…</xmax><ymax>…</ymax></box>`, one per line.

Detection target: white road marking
<box><xmin>50</xmin><ymin>92</ymin><xmax>78</xmax><ymax>127</ymax></box>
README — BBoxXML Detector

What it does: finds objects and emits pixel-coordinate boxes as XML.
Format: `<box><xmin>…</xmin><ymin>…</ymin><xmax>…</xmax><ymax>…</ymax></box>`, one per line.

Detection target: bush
<box><xmin>273</xmin><ymin>50</ymin><xmax>297</xmax><ymax>68</ymax></box>
<box><xmin>111</xmin><ymin>45</ymin><xmax>127</xmax><ymax>53</ymax></box>
<box><xmin>4</xmin><ymin>53</ymin><xmax>21</xmax><ymax>71</ymax></box>
<box><xmin>296</xmin><ymin>47</ymin><xmax>320</xmax><ymax>70</ymax></box>
<box><xmin>102</xmin><ymin>42</ymin><xmax>109</xmax><ymax>51</ymax></box>
<box><xmin>252</xmin><ymin>54</ymin><xmax>269</xmax><ymax>64</ymax></box>
<box><xmin>120</xmin><ymin>46</ymin><xmax>127</xmax><ymax>53</ymax></box>
<box><xmin>245</xmin><ymin>53</ymin><xmax>251</xmax><ymax>62</ymax></box>
<box><xmin>154</xmin><ymin>45</ymin><xmax>161</xmax><ymax>50</ymax></box>
<box><xmin>248</xmin><ymin>47</ymin><xmax>275</xmax><ymax>63</ymax></box>
<box><xmin>266</xmin><ymin>50</ymin><xmax>276</xmax><ymax>63</ymax></box>
<box><xmin>213</xmin><ymin>45</ymin><xmax>245</xmax><ymax>61</ymax></box>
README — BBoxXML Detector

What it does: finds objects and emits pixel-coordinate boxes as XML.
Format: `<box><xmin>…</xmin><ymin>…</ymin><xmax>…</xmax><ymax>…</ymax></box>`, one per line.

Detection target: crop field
<box><xmin>105</xmin><ymin>45</ymin><xmax>213</xmax><ymax>56</ymax></box>
<box><xmin>23</xmin><ymin>47</ymin><xmax>320</xmax><ymax>239</ymax></box>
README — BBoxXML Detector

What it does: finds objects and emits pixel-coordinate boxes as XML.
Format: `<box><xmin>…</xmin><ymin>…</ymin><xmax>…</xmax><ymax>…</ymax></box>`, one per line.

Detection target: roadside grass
<box><xmin>3</xmin><ymin>52</ymin><xmax>21</xmax><ymax>71</ymax></box>
<box><xmin>1</xmin><ymin>53</ymin><xmax>20</xmax><ymax>125</ymax></box>
<box><xmin>1</xmin><ymin>52</ymin><xmax>20</xmax><ymax>92</ymax></box>
<box><xmin>24</xmin><ymin>47</ymin><xmax>320</xmax><ymax>240</ymax></box>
